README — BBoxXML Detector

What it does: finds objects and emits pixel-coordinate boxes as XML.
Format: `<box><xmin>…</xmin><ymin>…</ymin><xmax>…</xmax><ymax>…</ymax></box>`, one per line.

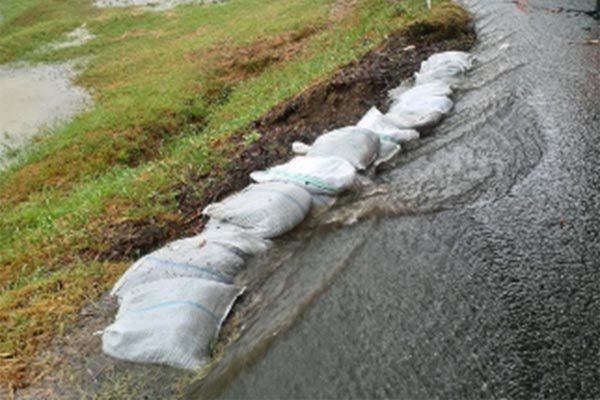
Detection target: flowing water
<box><xmin>193</xmin><ymin>0</ymin><xmax>600</xmax><ymax>398</ymax></box>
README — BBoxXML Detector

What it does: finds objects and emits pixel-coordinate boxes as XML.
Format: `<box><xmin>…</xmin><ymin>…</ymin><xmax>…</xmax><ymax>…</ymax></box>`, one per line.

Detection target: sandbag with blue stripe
<box><xmin>250</xmin><ymin>156</ymin><xmax>356</xmax><ymax>196</ymax></box>
<box><xmin>103</xmin><ymin>278</ymin><xmax>243</xmax><ymax>370</ymax></box>
<box><xmin>110</xmin><ymin>236</ymin><xmax>244</xmax><ymax>300</ymax></box>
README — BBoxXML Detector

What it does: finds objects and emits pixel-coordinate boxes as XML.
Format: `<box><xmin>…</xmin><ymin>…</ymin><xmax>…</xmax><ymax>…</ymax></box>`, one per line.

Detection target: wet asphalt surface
<box><xmin>207</xmin><ymin>0</ymin><xmax>600</xmax><ymax>399</ymax></box>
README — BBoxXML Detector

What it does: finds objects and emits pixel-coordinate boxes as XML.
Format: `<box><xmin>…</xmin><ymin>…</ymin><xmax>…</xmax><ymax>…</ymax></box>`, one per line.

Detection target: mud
<box><xmin>0</xmin><ymin>63</ymin><xmax>90</xmax><ymax>169</ymax></box>
<box><xmin>10</xmin><ymin>11</ymin><xmax>476</xmax><ymax>399</ymax></box>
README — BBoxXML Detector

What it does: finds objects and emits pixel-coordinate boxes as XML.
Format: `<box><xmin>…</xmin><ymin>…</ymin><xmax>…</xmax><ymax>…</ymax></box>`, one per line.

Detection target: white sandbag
<box><xmin>383</xmin><ymin>109</ymin><xmax>443</xmax><ymax>131</ymax></box>
<box><xmin>420</xmin><ymin>51</ymin><xmax>473</xmax><ymax>74</ymax></box>
<box><xmin>388</xmin><ymin>81</ymin><xmax>452</xmax><ymax>104</ymax></box>
<box><xmin>389</xmin><ymin>81</ymin><xmax>453</xmax><ymax>108</ymax></box>
<box><xmin>102</xmin><ymin>278</ymin><xmax>244</xmax><ymax>370</ymax></box>
<box><xmin>415</xmin><ymin>51</ymin><xmax>473</xmax><ymax>87</ymax></box>
<box><xmin>385</xmin><ymin>82</ymin><xmax>454</xmax><ymax>130</ymax></box>
<box><xmin>200</xmin><ymin>219</ymin><xmax>272</xmax><ymax>256</ymax></box>
<box><xmin>375</xmin><ymin>140</ymin><xmax>401</xmax><ymax>166</ymax></box>
<box><xmin>203</xmin><ymin>182</ymin><xmax>312</xmax><ymax>239</ymax></box>
<box><xmin>301</xmin><ymin>126</ymin><xmax>380</xmax><ymax>170</ymax></box>
<box><xmin>415</xmin><ymin>62</ymin><xmax>465</xmax><ymax>87</ymax></box>
<box><xmin>389</xmin><ymin>93</ymin><xmax>454</xmax><ymax>115</ymax></box>
<box><xmin>357</xmin><ymin>107</ymin><xmax>419</xmax><ymax>143</ymax></box>
<box><xmin>250</xmin><ymin>156</ymin><xmax>356</xmax><ymax>195</ymax></box>
<box><xmin>110</xmin><ymin>237</ymin><xmax>244</xmax><ymax>300</ymax></box>
<box><xmin>291</xmin><ymin>141</ymin><xmax>311</xmax><ymax>155</ymax></box>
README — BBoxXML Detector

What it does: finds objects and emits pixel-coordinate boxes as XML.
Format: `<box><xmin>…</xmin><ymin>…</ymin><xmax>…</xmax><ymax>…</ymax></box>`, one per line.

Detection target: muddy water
<box><xmin>94</xmin><ymin>0</ymin><xmax>220</xmax><ymax>11</ymax></box>
<box><xmin>193</xmin><ymin>0</ymin><xmax>600</xmax><ymax>398</ymax></box>
<box><xmin>0</xmin><ymin>64</ymin><xmax>90</xmax><ymax>168</ymax></box>
<box><xmin>48</xmin><ymin>25</ymin><xmax>95</xmax><ymax>50</ymax></box>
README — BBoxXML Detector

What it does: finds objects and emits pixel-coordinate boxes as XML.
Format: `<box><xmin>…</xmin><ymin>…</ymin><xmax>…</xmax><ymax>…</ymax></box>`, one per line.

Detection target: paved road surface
<box><xmin>213</xmin><ymin>1</ymin><xmax>600</xmax><ymax>398</ymax></box>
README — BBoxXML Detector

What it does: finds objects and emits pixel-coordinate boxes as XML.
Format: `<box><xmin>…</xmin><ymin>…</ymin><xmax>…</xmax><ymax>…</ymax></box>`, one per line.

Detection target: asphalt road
<box><xmin>212</xmin><ymin>1</ymin><xmax>600</xmax><ymax>398</ymax></box>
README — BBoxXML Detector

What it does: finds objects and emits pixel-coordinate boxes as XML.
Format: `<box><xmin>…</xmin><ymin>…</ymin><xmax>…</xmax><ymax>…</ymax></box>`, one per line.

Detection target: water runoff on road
<box><xmin>192</xmin><ymin>0</ymin><xmax>600</xmax><ymax>398</ymax></box>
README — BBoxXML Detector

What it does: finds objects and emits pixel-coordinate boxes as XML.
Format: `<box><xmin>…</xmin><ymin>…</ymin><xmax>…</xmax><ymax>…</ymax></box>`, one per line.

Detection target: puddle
<box><xmin>94</xmin><ymin>0</ymin><xmax>221</xmax><ymax>11</ymax></box>
<box><xmin>0</xmin><ymin>63</ymin><xmax>91</xmax><ymax>168</ymax></box>
<box><xmin>48</xmin><ymin>25</ymin><xmax>96</xmax><ymax>50</ymax></box>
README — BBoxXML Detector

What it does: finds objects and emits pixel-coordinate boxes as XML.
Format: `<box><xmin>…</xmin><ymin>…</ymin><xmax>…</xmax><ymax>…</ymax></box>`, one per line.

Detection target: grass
<box><xmin>0</xmin><ymin>0</ymin><xmax>456</xmax><ymax>388</ymax></box>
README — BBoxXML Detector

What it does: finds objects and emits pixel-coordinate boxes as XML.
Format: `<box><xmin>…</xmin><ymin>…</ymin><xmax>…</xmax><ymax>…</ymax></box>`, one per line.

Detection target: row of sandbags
<box><xmin>101</xmin><ymin>51</ymin><xmax>475</xmax><ymax>370</ymax></box>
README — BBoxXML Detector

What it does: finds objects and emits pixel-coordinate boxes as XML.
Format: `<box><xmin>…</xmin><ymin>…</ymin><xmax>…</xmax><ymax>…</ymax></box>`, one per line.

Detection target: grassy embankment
<box><xmin>0</xmin><ymin>0</ymin><xmax>466</xmax><ymax>387</ymax></box>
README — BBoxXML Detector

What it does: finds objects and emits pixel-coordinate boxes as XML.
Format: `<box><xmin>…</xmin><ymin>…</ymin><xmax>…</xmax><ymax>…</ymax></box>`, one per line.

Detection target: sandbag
<box><xmin>203</xmin><ymin>182</ymin><xmax>312</xmax><ymax>239</ymax></box>
<box><xmin>420</xmin><ymin>51</ymin><xmax>473</xmax><ymax>75</ymax></box>
<box><xmin>389</xmin><ymin>81</ymin><xmax>453</xmax><ymax>109</ymax></box>
<box><xmin>415</xmin><ymin>67</ymin><xmax>464</xmax><ymax>87</ymax></box>
<box><xmin>103</xmin><ymin>278</ymin><xmax>243</xmax><ymax>370</ymax></box>
<box><xmin>292</xmin><ymin>127</ymin><xmax>380</xmax><ymax>169</ymax></box>
<box><xmin>389</xmin><ymin>81</ymin><xmax>452</xmax><ymax>105</ymax></box>
<box><xmin>291</xmin><ymin>141</ymin><xmax>311</xmax><ymax>155</ymax></box>
<box><xmin>385</xmin><ymin>86</ymin><xmax>451</xmax><ymax>129</ymax></box>
<box><xmin>414</xmin><ymin>51</ymin><xmax>473</xmax><ymax>87</ymax></box>
<box><xmin>199</xmin><ymin>219</ymin><xmax>272</xmax><ymax>256</ymax></box>
<box><xmin>383</xmin><ymin>109</ymin><xmax>443</xmax><ymax>131</ymax></box>
<box><xmin>300</xmin><ymin>126</ymin><xmax>380</xmax><ymax>170</ymax></box>
<box><xmin>388</xmin><ymin>93</ymin><xmax>454</xmax><ymax>115</ymax></box>
<box><xmin>250</xmin><ymin>156</ymin><xmax>356</xmax><ymax>195</ymax></box>
<box><xmin>357</xmin><ymin>107</ymin><xmax>419</xmax><ymax>143</ymax></box>
<box><xmin>110</xmin><ymin>237</ymin><xmax>244</xmax><ymax>300</ymax></box>
<box><xmin>375</xmin><ymin>140</ymin><xmax>401</xmax><ymax>166</ymax></box>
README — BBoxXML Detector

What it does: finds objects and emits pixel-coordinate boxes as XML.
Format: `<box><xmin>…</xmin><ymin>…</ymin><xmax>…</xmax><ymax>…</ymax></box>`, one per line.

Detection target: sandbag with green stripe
<box><xmin>250</xmin><ymin>156</ymin><xmax>356</xmax><ymax>195</ymax></box>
